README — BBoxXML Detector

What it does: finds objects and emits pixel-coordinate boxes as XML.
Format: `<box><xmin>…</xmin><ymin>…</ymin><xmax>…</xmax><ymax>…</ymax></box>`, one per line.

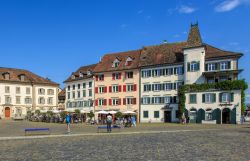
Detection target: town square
<box><xmin>0</xmin><ymin>0</ymin><xmax>250</xmax><ymax>160</ymax></box>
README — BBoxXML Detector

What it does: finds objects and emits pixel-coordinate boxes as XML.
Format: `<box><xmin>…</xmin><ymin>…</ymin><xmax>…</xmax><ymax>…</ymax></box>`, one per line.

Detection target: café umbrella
<box><xmin>123</xmin><ymin>111</ymin><xmax>136</xmax><ymax>115</ymax></box>
<box><xmin>95</xmin><ymin>110</ymin><xmax>109</xmax><ymax>114</ymax></box>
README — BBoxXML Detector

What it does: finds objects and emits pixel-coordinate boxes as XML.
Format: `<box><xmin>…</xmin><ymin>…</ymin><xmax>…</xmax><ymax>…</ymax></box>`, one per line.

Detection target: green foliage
<box><xmin>75</xmin><ymin>109</ymin><xmax>80</xmax><ymax>117</ymax></box>
<box><xmin>35</xmin><ymin>110</ymin><xmax>40</xmax><ymax>115</ymax></box>
<box><xmin>87</xmin><ymin>111</ymin><xmax>95</xmax><ymax>120</ymax></box>
<box><xmin>60</xmin><ymin>111</ymin><xmax>67</xmax><ymax>118</ymax></box>
<box><xmin>47</xmin><ymin>111</ymin><xmax>53</xmax><ymax>117</ymax></box>
<box><xmin>115</xmin><ymin>111</ymin><xmax>123</xmax><ymax>118</ymax></box>
<box><xmin>178</xmin><ymin>80</ymin><xmax>248</xmax><ymax>117</ymax></box>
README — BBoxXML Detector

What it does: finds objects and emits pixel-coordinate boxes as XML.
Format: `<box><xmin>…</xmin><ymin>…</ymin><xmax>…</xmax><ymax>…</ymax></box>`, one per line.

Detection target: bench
<box><xmin>97</xmin><ymin>125</ymin><xmax>121</xmax><ymax>133</ymax></box>
<box><xmin>25</xmin><ymin>128</ymin><xmax>50</xmax><ymax>136</ymax></box>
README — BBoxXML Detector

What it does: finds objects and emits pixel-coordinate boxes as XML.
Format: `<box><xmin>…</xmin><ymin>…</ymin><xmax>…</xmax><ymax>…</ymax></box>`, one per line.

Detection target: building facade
<box><xmin>64</xmin><ymin>64</ymin><xmax>96</xmax><ymax>113</ymax></box>
<box><xmin>93</xmin><ymin>50</ymin><xmax>141</xmax><ymax>120</ymax></box>
<box><xmin>0</xmin><ymin>67</ymin><xmax>59</xmax><ymax>119</ymax></box>
<box><xmin>139</xmin><ymin>24</ymin><xmax>243</xmax><ymax>124</ymax></box>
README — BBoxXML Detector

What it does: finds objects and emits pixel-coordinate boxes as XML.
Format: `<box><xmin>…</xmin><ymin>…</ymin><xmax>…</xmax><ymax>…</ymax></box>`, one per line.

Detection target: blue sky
<box><xmin>0</xmin><ymin>0</ymin><xmax>249</xmax><ymax>102</ymax></box>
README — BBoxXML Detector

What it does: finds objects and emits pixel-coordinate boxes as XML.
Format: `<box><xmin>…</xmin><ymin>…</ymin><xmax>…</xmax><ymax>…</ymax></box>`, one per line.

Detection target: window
<box><xmin>126</xmin><ymin>98</ymin><xmax>133</xmax><ymax>105</ymax></box>
<box><xmin>48</xmin><ymin>97</ymin><xmax>53</xmax><ymax>104</ymax></box>
<box><xmin>143</xmin><ymin>84</ymin><xmax>151</xmax><ymax>92</ymax></box>
<box><xmin>126</xmin><ymin>72</ymin><xmax>133</xmax><ymax>79</ymax></box>
<box><xmin>5</xmin><ymin>86</ymin><xmax>10</xmax><ymax>93</ymax></box>
<box><xmin>25</xmin><ymin>97</ymin><xmax>32</xmax><ymax>104</ymax></box>
<box><xmin>98</xmin><ymin>75</ymin><xmax>104</xmax><ymax>81</ymax></box>
<box><xmin>141</xmin><ymin>70</ymin><xmax>151</xmax><ymax>78</ymax></box>
<box><xmin>220</xmin><ymin>93</ymin><xmax>232</xmax><ymax>102</ymax></box>
<box><xmin>152</xmin><ymin>97</ymin><xmax>162</xmax><ymax>104</ymax></box>
<box><xmin>16</xmin><ymin>96</ymin><xmax>21</xmax><ymax>104</ymax></box>
<box><xmin>47</xmin><ymin>89</ymin><xmax>54</xmax><ymax>95</ymax></box>
<box><xmin>174</xmin><ymin>67</ymin><xmax>183</xmax><ymax>75</ymax></box>
<box><xmin>67</xmin><ymin>92</ymin><xmax>70</xmax><ymax>99</ymax></box>
<box><xmin>68</xmin><ymin>86</ymin><xmax>70</xmax><ymax>91</ymax></box>
<box><xmin>207</xmin><ymin>63</ymin><xmax>216</xmax><ymax>71</ymax></box>
<box><xmin>142</xmin><ymin>97</ymin><xmax>150</xmax><ymax>105</ymax></box>
<box><xmin>16</xmin><ymin>87</ymin><xmax>21</xmax><ymax>94</ymax></box>
<box><xmin>202</xmin><ymin>93</ymin><xmax>216</xmax><ymax>103</ymax></box>
<box><xmin>5</xmin><ymin>96</ymin><xmax>11</xmax><ymax>104</ymax></box>
<box><xmin>220</xmin><ymin>61</ymin><xmax>231</xmax><ymax>70</ymax></box>
<box><xmin>38</xmin><ymin>88</ymin><xmax>45</xmax><ymax>95</ymax></box>
<box><xmin>98</xmin><ymin>99</ymin><xmax>105</xmax><ymax>106</ymax></box>
<box><xmin>89</xmin><ymin>82</ymin><xmax>92</xmax><ymax>88</ymax></box>
<box><xmin>20</xmin><ymin>75</ymin><xmax>25</xmax><ymax>81</ymax></box>
<box><xmin>152</xmin><ymin>69</ymin><xmax>161</xmax><ymax>77</ymax></box>
<box><xmin>207</xmin><ymin>78</ymin><xmax>215</xmax><ymax>84</ymax></box>
<box><xmin>112</xmin><ymin>60</ymin><xmax>120</xmax><ymax>68</ymax></box>
<box><xmin>188</xmin><ymin>61</ymin><xmax>200</xmax><ymax>72</ymax></box>
<box><xmin>165</xmin><ymin>68</ymin><xmax>173</xmax><ymax>75</ymax></box>
<box><xmin>78</xmin><ymin>84</ymin><xmax>80</xmax><ymax>89</ymax></box>
<box><xmin>38</xmin><ymin>97</ymin><xmax>45</xmax><ymax>104</ymax></box>
<box><xmin>89</xmin><ymin>90</ymin><xmax>92</xmax><ymax>97</ymax></box>
<box><xmin>175</xmin><ymin>82</ymin><xmax>183</xmax><ymax>90</ymax></box>
<box><xmin>78</xmin><ymin>91</ymin><xmax>81</xmax><ymax>98</ymax></box>
<box><xmin>152</xmin><ymin>84</ymin><xmax>161</xmax><ymax>91</ymax></box>
<box><xmin>125</xmin><ymin>57</ymin><xmax>133</xmax><ymax>66</ymax></box>
<box><xmin>189</xmin><ymin>94</ymin><xmax>197</xmax><ymax>104</ymax></box>
<box><xmin>143</xmin><ymin>111</ymin><xmax>149</xmax><ymax>118</ymax></box>
<box><xmin>164</xmin><ymin>96</ymin><xmax>171</xmax><ymax>104</ymax></box>
<box><xmin>98</xmin><ymin>86</ymin><xmax>105</xmax><ymax>93</ymax></box>
<box><xmin>83</xmin><ymin>83</ymin><xmax>86</xmax><ymax>89</ymax></box>
<box><xmin>127</xmin><ymin>84</ymin><xmax>135</xmax><ymax>92</ymax></box>
<box><xmin>112</xmin><ymin>98</ymin><xmax>120</xmax><ymax>106</ymax></box>
<box><xmin>83</xmin><ymin>90</ymin><xmax>86</xmax><ymax>97</ymax></box>
<box><xmin>164</xmin><ymin>83</ymin><xmax>172</xmax><ymax>91</ymax></box>
<box><xmin>112</xmin><ymin>73</ymin><xmax>121</xmax><ymax>80</ymax></box>
<box><xmin>154</xmin><ymin>111</ymin><xmax>159</xmax><ymax>118</ymax></box>
<box><xmin>26</xmin><ymin>87</ymin><xmax>31</xmax><ymax>94</ymax></box>
<box><xmin>72</xmin><ymin>92</ymin><xmax>75</xmax><ymax>99</ymax></box>
<box><xmin>205</xmin><ymin>109</ymin><xmax>212</xmax><ymax>121</ymax></box>
<box><xmin>72</xmin><ymin>85</ymin><xmax>75</xmax><ymax>90</ymax></box>
<box><xmin>112</xmin><ymin>85</ymin><xmax>119</xmax><ymax>93</ymax></box>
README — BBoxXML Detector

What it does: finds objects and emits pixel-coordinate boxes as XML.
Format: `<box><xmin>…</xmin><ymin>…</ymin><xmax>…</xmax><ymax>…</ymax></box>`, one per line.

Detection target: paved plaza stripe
<box><xmin>0</xmin><ymin>129</ymin><xmax>220</xmax><ymax>141</ymax></box>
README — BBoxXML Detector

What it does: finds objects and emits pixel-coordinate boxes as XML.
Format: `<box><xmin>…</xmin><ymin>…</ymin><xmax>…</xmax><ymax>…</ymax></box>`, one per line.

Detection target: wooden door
<box><xmin>5</xmin><ymin>107</ymin><xmax>10</xmax><ymax>118</ymax></box>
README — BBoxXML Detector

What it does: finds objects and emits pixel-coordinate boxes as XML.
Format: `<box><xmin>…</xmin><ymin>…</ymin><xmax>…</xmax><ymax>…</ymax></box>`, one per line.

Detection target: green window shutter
<box><xmin>205</xmin><ymin>64</ymin><xmax>208</xmax><ymax>71</ymax></box>
<box><xmin>213</xmin><ymin>94</ymin><xmax>216</xmax><ymax>102</ymax></box>
<box><xmin>187</xmin><ymin>63</ymin><xmax>190</xmax><ymax>72</ymax></box>
<box><xmin>173</xmin><ymin>83</ymin><xmax>177</xmax><ymax>90</ymax></box>
<box><xmin>197</xmin><ymin>61</ymin><xmax>200</xmax><ymax>70</ymax></box>
<box><xmin>219</xmin><ymin>93</ymin><xmax>222</xmax><ymax>102</ymax></box>
<box><xmin>231</xmin><ymin>93</ymin><xmax>234</xmax><ymax>102</ymax></box>
<box><xmin>217</xmin><ymin>63</ymin><xmax>220</xmax><ymax>70</ymax></box>
<box><xmin>174</xmin><ymin>68</ymin><xmax>177</xmax><ymax>74</ymax></box>
<box><xmin>152</xmin><ymin>84</ymin><xmax>154</xmax><ymax>91</ymax></box>
<box><xmin>228</xmin><ymin>61</ymin><xmax>231</xmax><ymax>69</ymax></box>
<box><xmin>202</xmin><ymin>94</ymin><xmax>205</xmax><ymax>103</ymax></box>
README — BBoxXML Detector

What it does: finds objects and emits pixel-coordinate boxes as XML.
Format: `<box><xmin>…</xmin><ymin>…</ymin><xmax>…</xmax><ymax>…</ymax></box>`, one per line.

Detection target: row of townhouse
<box><xmin>64</xmin><ymin>24</ymin><xmax>245</xmax><ymax>124</ymax></box>
<box><xmin>0</xmin><ymin>67</ymin><xmax>59</xmax><ymax>119</ymax></box>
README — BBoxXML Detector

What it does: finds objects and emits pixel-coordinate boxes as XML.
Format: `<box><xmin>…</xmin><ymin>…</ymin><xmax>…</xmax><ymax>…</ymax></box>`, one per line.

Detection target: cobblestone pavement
<box><xmin>0</xmin><ymin>120</ymin><xmax>250</xmax><ymax>160</ymax></box>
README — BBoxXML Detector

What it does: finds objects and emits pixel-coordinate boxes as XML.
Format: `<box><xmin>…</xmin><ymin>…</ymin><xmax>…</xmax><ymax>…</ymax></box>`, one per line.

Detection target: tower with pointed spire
<box><xmin>183</xmin><ymin>23</ymin><xmax>206</xmax><ymax>84</ymax></box>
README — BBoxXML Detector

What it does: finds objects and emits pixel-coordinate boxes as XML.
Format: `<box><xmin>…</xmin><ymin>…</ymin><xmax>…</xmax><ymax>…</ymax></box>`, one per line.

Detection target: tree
<box><xmin>35</xmin><ymin>110</ymin><xmax>40</xmax><ymax>116</ymax></box>
<box><xmin>87</xmin><ymin>111</ymin><xmax>95</xmax><ymax>120</ymax></box>
<box><xmin>115</xmin><ymin>111</ymin><xmax>123</xmax><ymax>119</ymax></box>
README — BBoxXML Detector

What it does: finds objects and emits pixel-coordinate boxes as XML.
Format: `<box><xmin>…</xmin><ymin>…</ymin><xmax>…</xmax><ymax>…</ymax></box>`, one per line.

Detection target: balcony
<box><xmin>203</xmin><ymin>69</ymin><xmax>243</xmax><ymax>83</ymax></box>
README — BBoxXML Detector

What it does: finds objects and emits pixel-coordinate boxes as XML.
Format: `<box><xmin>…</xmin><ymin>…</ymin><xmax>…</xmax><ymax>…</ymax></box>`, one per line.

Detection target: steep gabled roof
<box><xmin>0</xmin><ymin>67</ymin><xmax>59</xmax><ymax>86</ymax></box>
<box><xmin>64</xmin><ymin>64</ymin><xmax>97</xmax><ymax>83</ymax></box>
<box><xmin>186</xmin><ymin>23</ymin><xmax>203</xmax><ymax>48</ymax></box>
<box><xmin>93</xmin><ymin>50</ymin><xmax>141</xmax><ymax>73</ymax></box>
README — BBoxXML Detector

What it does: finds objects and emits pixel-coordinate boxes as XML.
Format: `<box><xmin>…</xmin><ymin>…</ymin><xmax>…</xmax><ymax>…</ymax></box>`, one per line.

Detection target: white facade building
<box><xmin>64</xmin><ymin>64</ymin><xmax>96</xmax><ymax>114</ymax></box>
<box><xmin>139</xmin><ymin>24</ymin><xmax>243</xmax><ymax>124</ymax></box>
<box><xmin>0</xmin><ymin>67</ymin><xmax>59</xmax><ymax>119</ymax></box>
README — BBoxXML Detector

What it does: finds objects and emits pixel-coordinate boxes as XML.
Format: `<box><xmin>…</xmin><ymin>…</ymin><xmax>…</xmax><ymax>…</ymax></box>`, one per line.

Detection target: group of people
<box><xmin>181</xmin><ymin>114</ymin><xmax>190</xmax><ymax>124</ymax></box>
<box><xmin>65</xmin><ymin>112</ymin><xmax>137</xmax><ymax>133</ymax></box>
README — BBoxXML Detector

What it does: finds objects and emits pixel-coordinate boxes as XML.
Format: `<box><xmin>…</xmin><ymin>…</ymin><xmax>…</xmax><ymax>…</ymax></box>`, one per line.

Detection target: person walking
<box><xmin>65</xmin><ymin>112</ymin><xmax>72</xmax><ymax>133</ymax></box>
<box><xmin>131</xmin><ymin>116</ymin><xmax>136</xmax><ymax>127</ymax></box>
<box><xmin>106</xmin><ymin>113</ymin><xmax>112</xmax><ymax>133</ymax></box>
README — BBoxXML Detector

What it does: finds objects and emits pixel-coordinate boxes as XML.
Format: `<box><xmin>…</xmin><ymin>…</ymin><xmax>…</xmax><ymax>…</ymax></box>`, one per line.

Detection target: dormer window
<box><xmin>3</xmin><ymin>72</ymin><xmax>10</xmax><ymax>80</ymax></box>
<box><xmin>79</xmin><ymin>72</ymin><xmax>83</xmax><ymax>78</ymax></box>
<box><xmin>19</xmin><ymin>74</ymin><xmax>25</xmax><ymax>81</ymax></box>
<box><xmin>71</xmin><ymin>75</ymin><xmax>75</xmax><ymax>80</ymax></box>
<box><xmin>87</xmin><ymin>70</ymin><xmax>92</xmax><ymax>76</ymax></box>
<box><xmin>112</xmin><ymin>59</ymin><xmax>120</xmax><ymax>68</ymax></box>
<box><xmin>125</xmin><ymin>57</ymin><xmax>133</xmax><ymax>66</ymax></box>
